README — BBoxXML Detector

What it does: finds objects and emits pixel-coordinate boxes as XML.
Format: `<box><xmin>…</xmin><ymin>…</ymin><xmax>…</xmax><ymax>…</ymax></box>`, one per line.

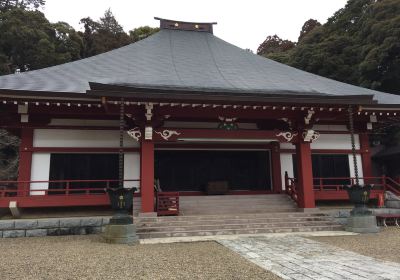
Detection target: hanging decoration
<box><xmin>154</xmin><ymin>129</ymin><xmax>181</xmax><ymax>141</ymax></box>
<box><xmin>276</xmin><ymin>131</ymin><xmax>298</xmax><ymax>142</ymax></box>
<box><xmin>127</xmin><ymin>127</ymin><xmax>142</xmax><ymax>141</ymax></box>
<box><xmin>302</xmin><ymin>130</ymin><xmax>320</xmax><ymax>142</ymax></box>
<box><xmin>218</xmin><ymin>116</ymin><xmax>238</xmax><ymax>130</ymax></box>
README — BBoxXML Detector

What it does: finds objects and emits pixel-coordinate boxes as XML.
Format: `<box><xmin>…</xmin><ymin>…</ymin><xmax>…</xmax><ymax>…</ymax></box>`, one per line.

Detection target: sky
<box><xmin>43</xmin><ymin>0</ymin><xmax>348</xmax><ymax>52</ymax></box>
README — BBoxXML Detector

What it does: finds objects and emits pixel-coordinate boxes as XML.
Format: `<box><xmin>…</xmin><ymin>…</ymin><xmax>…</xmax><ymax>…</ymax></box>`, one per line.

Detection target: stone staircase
<box><xmin>134</xmin><ymin>194</ymin><xmax>343</xmax><ymax>239</ymax></box>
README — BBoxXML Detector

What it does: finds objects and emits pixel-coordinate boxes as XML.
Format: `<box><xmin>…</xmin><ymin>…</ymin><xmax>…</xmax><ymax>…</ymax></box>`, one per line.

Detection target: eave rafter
<box><xmin>1</xmin><ymin>97</ymin><xmax>400</xmax><ymax>131</ymax></box>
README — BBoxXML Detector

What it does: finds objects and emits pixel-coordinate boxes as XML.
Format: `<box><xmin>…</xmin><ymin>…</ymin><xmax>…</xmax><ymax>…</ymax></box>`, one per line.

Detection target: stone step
<box><xmin>179</xmin><ymin>198</ymin><xmax>293</xmax><ymax>203</ymax></box>
<box><xmin>137</xmin><ymin>220</ymin><xmax>338</xmax><ymax>233</ymax></box>
<box><xmin>136</xmin><ymin>216</ymin><xmax>334</xmax><ymax>228</ymax></box>
<box><xmin>179</xmin><ymin>201</ymin><xmax>296</xmax><ymax>207</ymax></box>
<box><xmin>136</xmin><ymin>212</ymin><xmax>330</xmax><ymax>222</ymax></box>
<box><xmin>136</xmin><ymin>225</ymin><xmax>344</xmax><ymax>238</ymax></box>
<box><xmin>180</xmin><ymin>194</ymin><xmax>288</xmax><ymax>199</ymax></box>
<box><xmin>180</xmin><ymin>208</ymin><xmax>298</xmax><ymax>215</ymax></box>
<box><xmin>180</xmin><ymin>204</ymin><xmax>297</xmax><ymax>210</ymax></box>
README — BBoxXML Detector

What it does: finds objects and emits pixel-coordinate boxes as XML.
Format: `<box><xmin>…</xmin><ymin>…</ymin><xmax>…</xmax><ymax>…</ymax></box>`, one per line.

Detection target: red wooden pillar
<box><xmin>295</xmin><ymin>141</ymin><xmax>315</xmax><ymax>208</ymax></box>
<box><xmin>17</xmin><ymin>128</ymin><xmax>33</xmax><ymax>194</ymax></box>
<box><xmin>271</xmin><ymin>142</ymin><xmax>282</xmax><ymax>193</ymax></box>
<box><xmin>359</xmin><ymin>133</ymin><xmax>372</xmax><ymax>178</ymax></box>
<box><xmin>140</xmin><ymin>140</ymin><xmax>155</xmax><ymax>213</ymax></box>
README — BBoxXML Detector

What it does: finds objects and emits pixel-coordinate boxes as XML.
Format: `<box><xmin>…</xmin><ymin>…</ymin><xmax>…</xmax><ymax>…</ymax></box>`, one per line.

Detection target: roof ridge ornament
<box><xmin>155</xmin><ymin>17</ymin><xmax>217</xmax><ymax>34</ymax></box>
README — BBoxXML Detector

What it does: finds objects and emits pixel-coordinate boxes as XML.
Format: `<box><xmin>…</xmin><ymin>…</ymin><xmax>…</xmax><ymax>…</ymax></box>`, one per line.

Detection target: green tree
<box><xmin>0</xmin><ymin>0</ymin><xmax>45</xmax><ymax>12</ymax></box>
<box><xmin>257</xmin><ymin>35</ymin><xmax>295</xmax><ymax>56</ymax></box>
<box><xmin>298</xmin><ymin>19</ymin><xmax>321</xmax><ymax>42</ymax></box>
<box><xmin>129</xmin><ymin>26</ymin><xmax>159</xmax><ymax>43</ymax></box>
<box><xmin>0</xmin><ymin>8</ymin><xmax>83</xmax><ymax>73</ymax></box>
<box><xmin>257</xmin><ymin>35</ymin><xmax>295</xmax><ymax>64</ymax></box>
<box><xmin>80</xmin><ymin>9</ymin><xmax>131</xmax><ymax>57</ymax></box>
<box><xmin>259</xmin><ymin>0</ymin><xmax>400</xmax><ymax>95</ymax></box>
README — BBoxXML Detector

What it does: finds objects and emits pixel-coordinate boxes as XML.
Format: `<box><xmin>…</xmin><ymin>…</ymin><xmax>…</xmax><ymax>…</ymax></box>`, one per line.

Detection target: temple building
<box><xmin>1</xmin><ymin>18</ymin><xmax>400</xmax><ymax>217</ymax></box>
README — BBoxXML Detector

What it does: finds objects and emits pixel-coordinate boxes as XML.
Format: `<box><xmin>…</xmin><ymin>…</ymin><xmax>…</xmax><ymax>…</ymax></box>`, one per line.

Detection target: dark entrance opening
<box><xmin>155</xmin><ymin>150</ymin><xmax>271</xmax><ymax>192</ymax></box>
<box><xmin>49</xmin><ymin>153</ymin><xmax>119</xmax><ymax>192</ymax></box>
<box><xmin>292</xmin><ymin>154</ymin><xmax>351</xmax><ymax>186</ymax></box>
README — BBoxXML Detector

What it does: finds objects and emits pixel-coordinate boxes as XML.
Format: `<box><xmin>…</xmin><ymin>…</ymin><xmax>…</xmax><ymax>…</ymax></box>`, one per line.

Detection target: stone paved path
<box><xmin>218</xmin><ymin>236</ymin><xmax>400</xmax><ymax>280</ymax></box>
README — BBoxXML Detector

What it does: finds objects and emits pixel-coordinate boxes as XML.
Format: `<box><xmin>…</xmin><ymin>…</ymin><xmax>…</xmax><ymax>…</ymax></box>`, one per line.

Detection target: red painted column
<box><xmin>140</xmin><ymin>140</ymin><xmax>155</xmax><ymax>213</ymax></box>
<box><xmin>17</xmin><ymin>128</ymin><xmax>33</xmax><ymax>194</ymax></box>
<box><xmin>271</xmin><ymin>142</ymin><xmax>283</xmax><ymax>193</ymax></box>
<box><xmin>359</xmin><ymin>133</ymin><xmax>372</xmax><ymax>178</ymax></box>
<box><xmin>295</xmin><ymin>141</ymin><xmax>315</xmax><ymax>208</ymax></box>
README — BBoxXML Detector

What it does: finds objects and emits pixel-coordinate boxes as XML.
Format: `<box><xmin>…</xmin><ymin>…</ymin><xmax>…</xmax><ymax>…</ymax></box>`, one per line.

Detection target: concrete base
<box><xmin>102</xmin><ymin>224</ymin><xmax>139</xmax><ymax>244</ymax></box>
<box><xmin>138</xmin><ymin>212</ymin><xmax>157</xmax><ymax>218</ymax></box>
<box><xmin>9</xmin><ymin>201</ymin><xmax>21</xmax><ymax>218</ymax></box>
<box><xmin>346</xmin><ymin>215</ymin><xmax>379</xmax><ymax>234</ymax></box>
<box><xmin>386</xmin><ymin>201</ymin><xmax>400</xmax><ymax>209</ymax></box>
<box><xmin>297</xmin><ymin>208</ymin><xmax>320</xmax><ymax>213</ymax></box>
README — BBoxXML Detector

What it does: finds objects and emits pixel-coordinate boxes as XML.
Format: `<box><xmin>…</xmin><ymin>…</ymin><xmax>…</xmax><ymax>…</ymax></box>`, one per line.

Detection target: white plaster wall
<box><xmin>311</xmin><ymin>134</ymin><xmax>360</xmax><ymax>150</ymax></box>
<box><xmin>280</xmin><ymin>142</ymin><xmax>295</xmax><ymax>149</ymax></box>
<box><xmin>30</xmin><ymin>153</ymin><xmax>50</xmax><ymax>195</ymax></box>
<box><xmin>312</xmin><ymin>124</ymin><xmax>348</xmax><ymax>131</ymax></box>
<box><xmin>124</xmin><ymin>152</ymin><xmax>141</xmax><ymax>191</ymax></box>
<box><xmin>33</xmin><ymin>129</ymin><xmax>139</xmax><ymax>148</ymax></box>
<box><xmin>280</xmin><ymin>153</ymin><xmax>294</xmax><ymax>190</ymax></box>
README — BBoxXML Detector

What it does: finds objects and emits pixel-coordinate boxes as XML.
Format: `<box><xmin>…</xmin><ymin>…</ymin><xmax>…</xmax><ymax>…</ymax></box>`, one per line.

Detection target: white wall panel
<box><xmin>311</xmin><ymin>134</ymin><xmax>359</xmax><ymax>150</ymax></box>
<box><xmin>280</xmin><ymin>153</ymin><xmax>294</xmax><ymax>190</ymax></box>
<box><xmin>312</xmin><ymin>124</ymin><xmax>348</xmax><ymax>131</ymax></box>
<box><xmin>280</xmin><ymin>142</ymin><xmax>295</xmax><ymax>149</ymax></box>
<box><xmin>124</xmin><ymin>152</ymin><xmax>140</xmax><ymax>191</ymax></box>
<box><xmin>33</xmin><ymin>129</ymin><xmax>139</xmax><ymax>148</ymax></box>
<box><xmin>30</xmin><ymin>153</ymin><xmax>50</xmax><ymax>195</ymax></box>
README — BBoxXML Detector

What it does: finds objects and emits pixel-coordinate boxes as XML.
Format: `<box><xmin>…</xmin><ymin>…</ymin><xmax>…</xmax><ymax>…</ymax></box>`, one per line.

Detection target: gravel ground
<box><xmin>309</xmin><ymin>228</ymin><xmax>400</xmax><ymax>263</ymax></box>
<box><xmin>0</xmin><ymin>235</ymin><xmax>280</xmax><ymax>280</ymax></box>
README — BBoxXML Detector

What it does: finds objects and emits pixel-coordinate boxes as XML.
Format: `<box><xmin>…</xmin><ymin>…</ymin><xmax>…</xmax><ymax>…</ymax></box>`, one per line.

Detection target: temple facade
<box><xmin>1</xmin><ymin>18</ymin><xmax>400</xmax><ymax>215</ymax></box>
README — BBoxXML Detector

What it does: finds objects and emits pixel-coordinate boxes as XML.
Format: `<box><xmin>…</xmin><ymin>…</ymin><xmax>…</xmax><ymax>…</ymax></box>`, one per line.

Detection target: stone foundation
<box><xmin>0</xmin><ymin>216</ymin><xmax>111</xmax><ymax>238</ymax></box>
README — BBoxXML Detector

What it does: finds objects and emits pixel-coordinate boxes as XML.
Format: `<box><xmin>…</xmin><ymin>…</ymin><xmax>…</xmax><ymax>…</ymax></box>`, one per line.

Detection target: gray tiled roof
<box><xmin>0</xmin><ymin>29</ymin><xmax>399</xmax><ymax>104</ymax></box>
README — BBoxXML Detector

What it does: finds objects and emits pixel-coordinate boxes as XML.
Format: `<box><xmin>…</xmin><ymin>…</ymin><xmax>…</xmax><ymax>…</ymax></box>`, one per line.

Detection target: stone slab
<box><xmin>80</xmin><ymin>217</ymin><xmax>103</xmax><ymax>227</ymax></box>
<box><xmin>59</xmin><ymin>218</ymin><xmax>81</xmax><ymax>228</ymax></box>
<box><xmin>37</xmin><ymin>218</ymin><xmax>60</xmax><ymax>228</ymax></box>
<box><xmin>0</xmin><ymin>220</ymin><xmax>15</xmax><ymax>230</ymax></box>
<box><xmin>14</xmin><ymin>219</ymin><xmax>38</xmax><ymax>230</ymax></box>
<box><xmin>3</xmin><ymin>230</ymin><xmax>25</xmax><ymax>238</ymax></box>
<box><xmin>218</xmin><ymin>236</ymin><xmax>400</xmax><ymax>280</ymax></box>
<box><xmin>102</xmin><ymin>217</ymin><xmax>111</xmax><ymax>225</ymax></box>
<box><xmin>26</xmin><ymin>229</ymin><xmax>47</xmax><ymax>237</ymax></box>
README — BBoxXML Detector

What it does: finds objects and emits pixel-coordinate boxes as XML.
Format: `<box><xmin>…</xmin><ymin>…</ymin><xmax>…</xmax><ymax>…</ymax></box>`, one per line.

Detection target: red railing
<box><xmin>284</xmin><ymin>174</ymin><xmax>400</xmax><ymax>203</ymax></box>
<box><xmin>0</xmin><ymin>179</ymin><xmax>140</xmax><ymax>197</ymax></box>
<box><xmin>0</xmin><ymin>179</ymin><xmax>140</xmax><ymax>208</ymax></box>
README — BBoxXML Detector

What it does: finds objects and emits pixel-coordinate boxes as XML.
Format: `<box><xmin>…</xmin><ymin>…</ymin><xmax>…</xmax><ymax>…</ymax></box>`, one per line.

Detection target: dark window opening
<box><xmin>155</xmin><ymin>150</ymin><xmax>271</xmax><ymax>192</ymax></box>
<box><xmin>292</xmin><ymin>154</ymin><xmax>351</xmax><ymax>187</ymax></box>
<box><xmin>49</xmin><ymin>154</ymin><xmax>119</xmax><ymax>193</ymax></box>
